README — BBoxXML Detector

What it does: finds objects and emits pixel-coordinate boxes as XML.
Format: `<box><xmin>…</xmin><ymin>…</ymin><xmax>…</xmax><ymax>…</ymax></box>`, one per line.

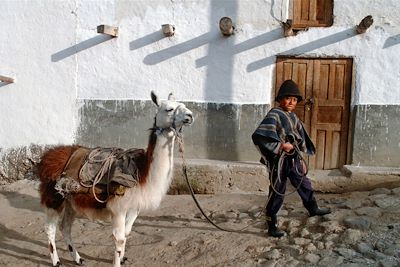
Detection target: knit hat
<box><xmin>275</xmin><ymin>80</ymin><xmax>303</xmax><ymax>102</ymax></box>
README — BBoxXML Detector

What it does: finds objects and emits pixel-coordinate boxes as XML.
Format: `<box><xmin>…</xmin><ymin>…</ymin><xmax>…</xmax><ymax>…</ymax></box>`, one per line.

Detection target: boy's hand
<box><xmin>281</xmin><ymin>142</ymin><xmax>294</xmax><ymax>153</ymax></box>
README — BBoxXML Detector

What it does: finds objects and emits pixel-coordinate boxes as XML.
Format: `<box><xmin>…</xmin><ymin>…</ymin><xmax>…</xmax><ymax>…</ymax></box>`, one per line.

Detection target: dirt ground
<box><xmin>0</xmin><ymin>179</ymin><xmax>399</xmax><ymax>267</ymax></box>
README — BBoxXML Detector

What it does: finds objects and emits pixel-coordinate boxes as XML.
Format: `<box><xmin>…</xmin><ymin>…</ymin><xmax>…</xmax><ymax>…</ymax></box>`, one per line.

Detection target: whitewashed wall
<box><xmin>1</xmin><ymin>1</ymin><xmax>77</xmax><ymax>149</ymax></box>
<box><xmin>0</xmin><ymin>0</ymin><xmax>400</xmax><ymax>167</ymax></box>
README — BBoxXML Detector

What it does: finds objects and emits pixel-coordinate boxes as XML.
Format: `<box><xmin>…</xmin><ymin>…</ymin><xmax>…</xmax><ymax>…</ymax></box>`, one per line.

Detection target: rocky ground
<box><xmin>0</xmin><ymin>179</ymin><xmax>399</xmax><ymax>267</ymax></box>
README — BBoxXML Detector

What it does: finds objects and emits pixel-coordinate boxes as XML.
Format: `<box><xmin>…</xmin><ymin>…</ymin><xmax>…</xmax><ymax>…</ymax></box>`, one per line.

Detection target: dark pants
<box><xmin>266</xmin><ymin>156</ymin><xmax>315</xmax><ymax>216</ymax></box>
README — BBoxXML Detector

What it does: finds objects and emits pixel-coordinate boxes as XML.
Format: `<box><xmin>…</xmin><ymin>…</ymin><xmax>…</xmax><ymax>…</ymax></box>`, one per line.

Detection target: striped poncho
<box><xmin>253</xmin><ymin>107</ymin><xmax>315</xmax><ymax>160</ymax></box>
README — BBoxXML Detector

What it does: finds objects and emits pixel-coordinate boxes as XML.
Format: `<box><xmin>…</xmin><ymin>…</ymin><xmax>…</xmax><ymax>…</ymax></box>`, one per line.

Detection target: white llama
<box><xmin>37</xmin><ymin>91</ymin><xmax>193</xmax><ymax>267</ymax></box>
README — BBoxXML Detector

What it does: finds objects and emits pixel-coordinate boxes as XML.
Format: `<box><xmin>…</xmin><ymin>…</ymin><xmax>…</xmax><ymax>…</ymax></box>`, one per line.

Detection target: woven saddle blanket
<box><xmin>60</xmin><ymin>146</ymin><xmax>145</xmax><ymax>194</ymax></box>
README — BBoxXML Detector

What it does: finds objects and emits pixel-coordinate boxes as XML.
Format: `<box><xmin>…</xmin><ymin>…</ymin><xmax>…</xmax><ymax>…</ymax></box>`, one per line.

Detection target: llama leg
<box><xmin>59</xmin><ymin>205</ymin><xmax>83</xmax><ymax>265</ymax></box>
<box><xmin>112</xmin><ymin>214</ymin><xmax>126</xmax><ymax>267</ymax></box>
<box><xmin>118</xmin><ymin>209</ymin><xmax>138</xmax><ymax>264</ymax></box>
<box><xmin>125</xmin><ymin>209</ymin><xmax>138</xmax><ymax>236</ymax></box>
<box><xmin>45</xmin><ymin>209</ymin><xmax>62</xmax><ymax>267</ymax></box>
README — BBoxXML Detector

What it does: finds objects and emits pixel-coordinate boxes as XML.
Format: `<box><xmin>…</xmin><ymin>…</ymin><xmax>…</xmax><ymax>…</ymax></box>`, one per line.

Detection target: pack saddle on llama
<box><xmin>37</xmin><ymin>91</ymin><xmax>193</xmax><ymax>267</ymax></box>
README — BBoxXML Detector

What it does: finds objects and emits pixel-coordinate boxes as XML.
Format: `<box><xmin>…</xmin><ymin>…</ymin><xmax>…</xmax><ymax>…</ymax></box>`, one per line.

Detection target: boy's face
<box><xmin>279</xmin><ymin>96</ymin><xmax>298</xmax><ymax>112</ymax></box>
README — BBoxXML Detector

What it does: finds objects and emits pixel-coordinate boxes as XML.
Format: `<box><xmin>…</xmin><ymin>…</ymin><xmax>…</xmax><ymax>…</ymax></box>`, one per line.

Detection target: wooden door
<box><xmin>275</xmin><ymin>57</ymin><xmax>352</xmax><ymax>170</ymax></box>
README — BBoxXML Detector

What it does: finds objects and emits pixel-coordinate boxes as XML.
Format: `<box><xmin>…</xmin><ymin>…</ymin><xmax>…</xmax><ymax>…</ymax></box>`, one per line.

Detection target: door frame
<box><xmin>274</xmin><ymin>55</ymin><xmax>355</xmax><ymax>169</ymax></box>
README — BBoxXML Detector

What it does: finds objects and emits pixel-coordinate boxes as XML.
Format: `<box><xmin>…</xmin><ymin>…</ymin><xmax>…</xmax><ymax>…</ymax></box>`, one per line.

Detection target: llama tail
<box><xmin>37</xmin><ymin>145</ymin><xmax>80</xmax><ymax>209</ymax></box>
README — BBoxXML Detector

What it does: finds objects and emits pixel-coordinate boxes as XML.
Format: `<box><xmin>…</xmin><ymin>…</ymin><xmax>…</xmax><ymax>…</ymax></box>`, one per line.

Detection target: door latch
<box><xmin>305</xmin><ymin>96</ymin><xmax>315</xmax><ymax>111</ymax></box>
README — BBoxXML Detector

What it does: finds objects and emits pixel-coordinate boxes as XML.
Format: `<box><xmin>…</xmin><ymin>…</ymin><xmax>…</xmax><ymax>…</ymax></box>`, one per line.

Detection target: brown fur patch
<box><xmin>39</xmin><ymin>180</ymin><xmax>65</xmax><ymax>209</ymax></box>
<box><xmin>72</xmin><ymin>193</ymin><xmax>108</xmax><ymax>210</ymax></box>
<box><xmin>38</xmin><ymin>145</ymin><xmax>80</xmax><ymax>209</ymax></box>
<box><xmin>138</xmin><ymin>129</ymin><xmax>157</xmax><ymax>185</ymax></box>
<box><xmin>37</xmin><ymin>145</ymin><xmax>81</xmax><ymax>181</ymax></box>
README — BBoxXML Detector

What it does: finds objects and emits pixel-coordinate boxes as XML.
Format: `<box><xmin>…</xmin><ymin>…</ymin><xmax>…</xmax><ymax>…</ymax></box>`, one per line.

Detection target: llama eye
<box><xmin>166</xmin><ymin>108</ymin><xmax>174</xmax><ymax>112</ymax></box>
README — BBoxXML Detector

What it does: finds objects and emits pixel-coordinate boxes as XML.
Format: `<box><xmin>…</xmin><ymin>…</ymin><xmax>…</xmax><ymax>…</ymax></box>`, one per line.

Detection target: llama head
<box><xmin>151</xmin><ymin>91</ymin><xmax>193</xmax><ymax>129</ymax></box>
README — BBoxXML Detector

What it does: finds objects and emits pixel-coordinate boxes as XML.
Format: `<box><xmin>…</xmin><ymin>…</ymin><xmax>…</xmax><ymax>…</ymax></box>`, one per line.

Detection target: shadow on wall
<box><xmin>383</xmin><ymin>34</ymin><xmax>400</xmax><ymax>48</ymax></box>
<box><xmin>129</xmin><ymin>30</ymin><xmax>164</xmax><ymax>51</ymax></box>
<box><xmin>142</xmin><ymin>28</ymin><xmax>283</xmax><ymax>67</ymax></box>
<box><xmin>0</xmin><ymin>82</ymin><xmax>10</xmax><ymax>88</ymax></box>
<box><xmin>204</xmin><ymin>0</ymin><xmax>238</xmax><ymax>160</ymax></box>
<box><xmin>247</xmin><ymin>28</ymin><xmax>357</xmax><ymax>72</ymax></box>
<box><xmin>196</xmin><ymin>28</ymin><xmax>283</xmax><ymax>67</ymax></box>
<box><xmin>143</xmin><ymin>32</ymin><xmax>214</xmax><ymax>65</ymax></box>
<box><xmin>51</xmin><ymin>35</ymin><xmax>113</xmax><ymax>62</ymax></box>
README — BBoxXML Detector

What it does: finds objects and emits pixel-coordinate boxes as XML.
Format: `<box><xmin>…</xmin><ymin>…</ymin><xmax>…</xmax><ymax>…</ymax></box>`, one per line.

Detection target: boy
<box><xmin>252</xmin><ymin>80</ymin><xmax>331</xmax><ymax>237</ymax></box>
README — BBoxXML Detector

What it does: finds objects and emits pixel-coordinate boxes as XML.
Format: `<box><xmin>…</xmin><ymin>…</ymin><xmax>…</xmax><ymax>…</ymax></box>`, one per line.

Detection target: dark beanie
<box><xmin>275</xmin><ymin>80</ymin><xmax>303</xmax><ymax>102</ymax></box>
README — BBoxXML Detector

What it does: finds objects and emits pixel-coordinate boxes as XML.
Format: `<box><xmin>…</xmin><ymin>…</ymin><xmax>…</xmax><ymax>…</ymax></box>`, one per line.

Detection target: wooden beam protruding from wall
<box><xmin>0</xmin><ymin>75</ymin><xmax>15</xmax><ymax>83</ymax></box>
<box><xmin>97</xmin><ymin>25</ymin><xmax>119</xmax><ymax>37</ymax></box>
<box><xmin>219</xmin><ymin>17</ymin><xmax>234</xmax><ymax>36</ymax></box>
<box><xmin>356</xmin><ymin>15</ymin><xmax>374</xmax><ymax>34</ymax></box>
<box><xmin>283</xmin><ymin>19</ymin><xmax>295</xmax><ymax>37</ymax></box>
<box><xmin>161</xmin><ymin>24</ymin><xmax>175</xmax><ymax>37</ymax></box>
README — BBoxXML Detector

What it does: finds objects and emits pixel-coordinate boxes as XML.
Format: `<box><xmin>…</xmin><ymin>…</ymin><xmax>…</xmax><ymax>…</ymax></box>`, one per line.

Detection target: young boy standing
<box><xmin>252</xmin><ymin>80</ymin><xmax>331</xmax><ymax>237</ymax></box>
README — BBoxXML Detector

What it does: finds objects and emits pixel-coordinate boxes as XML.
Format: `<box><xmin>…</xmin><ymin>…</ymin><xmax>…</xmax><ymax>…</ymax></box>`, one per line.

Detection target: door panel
<box><xmin>276</xmin><ymin>58</ymin><xmax>313</xmax><ymax>133</ymax></box>
<box><xmin>293</xmin><ymin>0</ymin><xmax>333</xmax><ymax>28</ymax></box>
<box><xmin>275</xmin><ymin>57</ymin><xmax>352</xmax><ymax>170</ymax></box>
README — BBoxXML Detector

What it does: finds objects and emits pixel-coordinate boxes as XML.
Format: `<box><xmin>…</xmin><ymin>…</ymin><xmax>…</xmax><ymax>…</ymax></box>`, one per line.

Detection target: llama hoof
<box><xmin>76</xmin><ymin>258</ymin><xmax>85</xmax><ymax>265</ymax></box>
<box><xmin>121</xmin><ymin>257</ymin><xmax>128</xmax><ymax>264</ymax></box>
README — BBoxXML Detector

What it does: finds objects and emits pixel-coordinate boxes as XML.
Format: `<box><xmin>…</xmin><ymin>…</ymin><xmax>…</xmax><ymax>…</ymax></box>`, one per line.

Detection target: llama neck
<box><xmin>143</xmin><ymin>129</ymin><xmax>176</xmax><ymax>197</ymax></box>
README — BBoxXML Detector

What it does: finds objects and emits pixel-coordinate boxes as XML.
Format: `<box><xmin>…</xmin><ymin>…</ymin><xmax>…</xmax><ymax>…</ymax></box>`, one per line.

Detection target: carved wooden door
<box><xmin>275</xmin><ymin>57</ymin><xmax>352</xmax><ymax>170</ymax></box>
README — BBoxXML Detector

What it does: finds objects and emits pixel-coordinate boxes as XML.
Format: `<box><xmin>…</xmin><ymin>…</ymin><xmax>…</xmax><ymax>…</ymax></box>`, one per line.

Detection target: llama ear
<box><xmin>168</xmin><ymin>92</ymin><xmax>175</xmax><ymax>101</ymax></box>
<box><xmin>151</xmin><ymin>91</ymin><xmax>160</xmax><ymax>107</ymax></box>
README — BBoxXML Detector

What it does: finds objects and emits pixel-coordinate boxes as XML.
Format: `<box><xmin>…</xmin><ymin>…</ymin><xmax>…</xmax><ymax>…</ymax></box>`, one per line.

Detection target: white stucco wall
<box><xmin>0</xmin><ymin>1</ymin><xmax>77</xmax><ymax>149</ymax></box>
<box><xmin>1</xmin><ymin>0</ymin><xmax>400</xmax><ymax>149</ymax></box>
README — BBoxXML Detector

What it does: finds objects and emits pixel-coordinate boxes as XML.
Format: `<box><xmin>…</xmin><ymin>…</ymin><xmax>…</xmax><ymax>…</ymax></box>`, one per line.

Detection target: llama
<box><xmin>37</xmin><ymin>91</ymin><xmax>193</xmax><ymax>267</ymax></box>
